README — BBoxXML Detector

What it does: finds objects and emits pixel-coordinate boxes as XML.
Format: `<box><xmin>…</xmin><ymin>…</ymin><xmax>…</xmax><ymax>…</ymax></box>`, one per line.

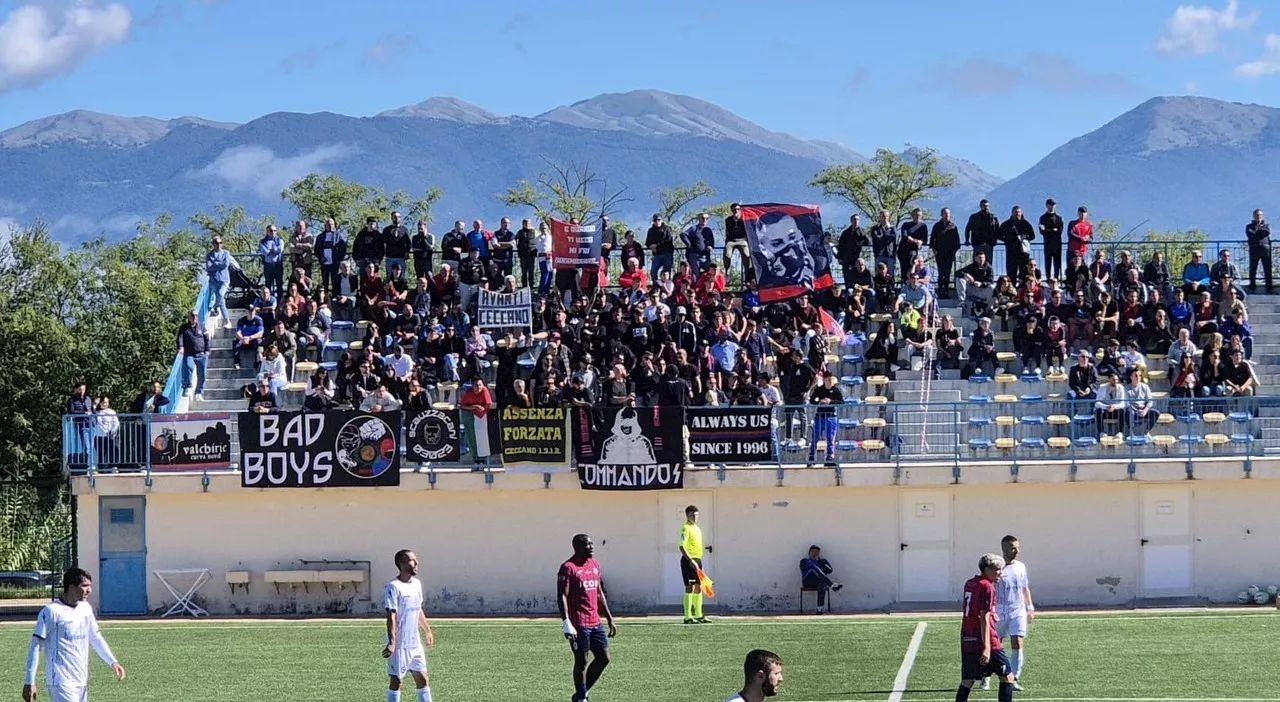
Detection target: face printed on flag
<box><xmin>740</xmin><ymin>203</ymin><xmax>833</xmax><ymax>303</ymax></box>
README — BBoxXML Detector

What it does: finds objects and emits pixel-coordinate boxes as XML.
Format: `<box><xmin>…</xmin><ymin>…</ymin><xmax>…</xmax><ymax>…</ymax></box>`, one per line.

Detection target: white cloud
<box><xmin>1234</xmin><ymin>32</ymin><xmax>1280</xmax><ymax>77</ymax></box>
<box><xmin>191</xmin><ymin>143</ymin><xmax>357</xmax><ymax>198</ymax></box>
<box><xmin>1156</xmin><ymin>0</ymin><xmax>1258</xmax><ymax>56</ymax></box>
<box><xmin>0</xmin><ymin>2</ymin><xmax>132</xmax><ymax>92</ymax></box>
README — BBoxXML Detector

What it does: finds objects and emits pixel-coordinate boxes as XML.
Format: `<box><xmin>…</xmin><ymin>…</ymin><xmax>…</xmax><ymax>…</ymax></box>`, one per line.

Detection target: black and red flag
<box><xmin>739</xmin><ymin>203</ymin><xmax>833</xmax><ymax>302</ymax></box>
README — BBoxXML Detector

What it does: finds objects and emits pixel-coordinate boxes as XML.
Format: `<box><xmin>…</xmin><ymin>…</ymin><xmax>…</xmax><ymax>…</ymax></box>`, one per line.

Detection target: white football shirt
<box><xmin>996</xmin><ymin>560</ymin><xmax>1031</xmax><ymax>616</ymax></box>
<box><xmin>30</xmin><ymin>599</ymin><xmax>111</xmax><ymax>688</ymax></box>
<box><xmin>384</xmin><ymin>576</ymin><xmax>425</xmax><ymax>651</ymax></box>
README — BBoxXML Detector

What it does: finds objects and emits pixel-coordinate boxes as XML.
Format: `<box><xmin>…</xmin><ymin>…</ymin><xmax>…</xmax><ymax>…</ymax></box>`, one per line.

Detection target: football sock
<box><xmin>1013</xmin><ymin>649</ymin><xmax>1024</xmax><ymax>678</ymax></box>
<box><xmin>954</xmin><ymin>685</ymin><xmax>972</xmax><ymax>702</ymax></box>
<box><xmin>417</xmin><ymin>688</ymin><xmax>432</xmax><ymax>702</ymax></box>
<box><xmin>576</xmin><ymin>680</ymin><xmax>588</xmax><ymax>698</ymax></box>
<box><xmin>387</xmin><ymin>691</ymin><xmax>400</xmax><ymax>702</ymax></box>
<box><xmin>683</xmin><ymin>593</ymin><xmax>693</xmax><ymax>619</ymax></box>
<box><xmin>693</xmin><ymin>593</ymin><xmax>704</xmax><ymax>618</ymax></box>
<box><xmin>999</xmin><ymin>681</ymin><xmax>1015</xmax><ymax>702</ymax></box>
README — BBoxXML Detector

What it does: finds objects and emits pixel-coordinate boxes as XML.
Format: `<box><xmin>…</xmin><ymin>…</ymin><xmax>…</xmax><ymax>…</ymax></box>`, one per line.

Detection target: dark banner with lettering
<box><xmin>239</xmin><ymin>411</ymin><xmax>402</xmax><ymax>488</ymax></box>
<box><xmin>499</xmin><ymin>406</ymin><xmax>570</xmax><ymax>470</ymax></box>
<box><xmin>686</xmin><ymin>407</ymin><xmax>774</xmax><ymax>463</ymax></box>
<box><xmin>573</xmin><ymin>407</ymin><xmax>685</xmax><ymax>490</ymax></box>
<box><xmin>148</xmin><ymin>414</ymin><xmax>233</xmax><ymax>471</ymax></box>
<box><xmin>405</xmin><ymin>408</ymin><xmax>462</xmax><ymax>464</ymax></box>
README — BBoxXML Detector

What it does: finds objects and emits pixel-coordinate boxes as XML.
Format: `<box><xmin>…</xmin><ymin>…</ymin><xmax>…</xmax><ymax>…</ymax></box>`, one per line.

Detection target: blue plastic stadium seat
<box><xmin>837</xmin><ymin>417</ymin><xmax>860</xmax><ymax>430</ymax></box>
<box><xmin>1020</xmin><ymin>373</ymin><xmax>1043</xmax><ymax>383</ymax></box>
<box><xmin>969</xmin><ymin>375</ymin><xmax>992</xmax><ymax>384</ymax></box>
<box><xmin>968</xmin><ymin>395</ymin><xmax>992</xmax><ymax>404</ymax></box>
<box><xmin>840</xmin><ymin>375</ymin><xmax>865</xmax><ymax>386</ymax></box>
<box><xmin>842</xmin><ymin>354</ymin><xmax>864</xmax><ymax>364</ymax></box>
<box><xmin>324</xmin><ymin>340</ymin><xmax>349</xmax><ymax>351</ymax></box>
<box><xmin>1231</xmin><ymin>434</ymin><xmax>1255</xmax><ymax>445</ymax></box>
<box><xmin>318</xmin><ymin>361</ymin><xmax>338</xmax><ymax>372</ymax></box>
<box><xmin>1125</xmin><ymin>434</ymin><xmax>1153</xmax><ymax>447</ymax></box>
<box><xmin>1175</xmin><ymin>413</ymin><xmax>1202</xmax><ymax>425</ymax></box>
<box><xmin>836</xmin><ymin>440</ymin><xmax>859</xmax><ymax>451</ymax></box>
<box><xmin>1019</xmin><ymin>437</ymin><xmax>1046</xmax><ymax>449</ymax></box>
<box><xmin>968</xmin><ymin>438</ymin><xmax>993</xmax><ymax>450</ymax></box>
<box><xmin>782</xmin><ymin>440</ymin><xmax>803</xmax><ymax>453</ymax></box>
<box><xmin>1073</xmin><ymin>436</ymin><xmax>1099</xmax><ymax>448</ymax></box>
<box><xmin>330</xmin><ymin>320</ymin><xmax>355</xmax><ymax>330</ymax></box>
<box><xmin>968</xmin><ymin>416</ymin><xmax>994</xmax><ymax>428</ymax></box>
<box><xmin>1019</xmin><ymin>394</ymin><xmax>1045</xmax><ymax>403</ymax></box>
<box><xmin>1229</xmin><ymin>411</ymin><xmax>1253</xmax><ymax>424</ymax></box>
<box><xmin>1019</xmin><ymin>415</ymin><xmax>1046</xmax><ymax>427</ymax></box>
<box><xmin>842</xmin><ymin>397</ymin><xmax>864</xmax><ymax>406</ymax></box>
<box><xmin>1177</xmin><ymin>434</ymin><xmax>1205</xmax><ymax>446</ymax></box>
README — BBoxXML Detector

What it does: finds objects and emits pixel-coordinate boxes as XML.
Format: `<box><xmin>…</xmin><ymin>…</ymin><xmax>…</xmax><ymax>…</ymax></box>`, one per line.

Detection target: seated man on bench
<box><xmin>799</xmin><ymin>545</ymin><xmax>843</xmax><ymax>614</ymax></box>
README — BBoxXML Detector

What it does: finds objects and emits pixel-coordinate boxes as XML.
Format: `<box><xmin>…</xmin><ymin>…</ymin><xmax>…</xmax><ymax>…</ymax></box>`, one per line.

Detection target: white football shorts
<box><xmin>387</xmin><ymin>646</ymin><xmax>428</xmax><ymax>678</ymax></box>
<box><xmin>996</xmin><ymin>612</ymin><xmax>1028</xmax><ymax>639</ymax></box>
<box><xmin>45</xmin><ymin>686</ymin><xmax>88</xmax><ymax>702</ymax></box>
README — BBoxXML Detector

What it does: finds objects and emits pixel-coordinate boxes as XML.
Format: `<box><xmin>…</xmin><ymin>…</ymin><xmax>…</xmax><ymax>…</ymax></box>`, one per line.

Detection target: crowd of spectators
<box><xmin>172</xmin><ymin>202</ymin><xmax>1272</xmax><ymax>447</ymax></box>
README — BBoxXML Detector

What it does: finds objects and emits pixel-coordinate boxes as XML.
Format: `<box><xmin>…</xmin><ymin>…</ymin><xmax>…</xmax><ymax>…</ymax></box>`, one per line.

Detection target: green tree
<box><xmin>500</xmin><ymin>159</ymin><xmax>632</xmax><ymax>225</ymax></box>
<box><xmin>810</xmin><ymin>147</ymin><xmax>956</xmax><ymax>222</ymax></box>
<box><xmin>281</xmin><ymin>173</ymin><xmax>443</xmax><ymax>232</ymax></box>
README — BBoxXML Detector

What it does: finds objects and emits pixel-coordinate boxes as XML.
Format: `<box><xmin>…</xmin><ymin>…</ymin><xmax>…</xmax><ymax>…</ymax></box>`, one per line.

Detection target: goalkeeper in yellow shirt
<box><xmin>679</xmin><ymin>504</ymin><xmax>710</xmax><ymax>624</ymax></box>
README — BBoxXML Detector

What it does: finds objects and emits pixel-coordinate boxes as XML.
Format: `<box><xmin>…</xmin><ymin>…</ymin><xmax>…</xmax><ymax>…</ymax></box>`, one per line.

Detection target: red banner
<box><xmin>550</xmin><ymin>219</ymin><xmax>601</xmax><ymax>270</ymax></box>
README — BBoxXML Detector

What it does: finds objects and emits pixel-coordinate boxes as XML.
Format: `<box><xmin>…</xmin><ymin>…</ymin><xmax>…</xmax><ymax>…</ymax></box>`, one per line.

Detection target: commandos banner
<box><xmin>499</xmin><ymin>406</ymin><xmax>570</xmax><ymax>470</ymax></box>
<box><xmin>477</xmin><ymin>287</ymin><xmax>533</xmax><ymax>329</ymax></box>
<box><xmin>686</xmin><ymin>407</ymin><xmax>774</xmax><ymax>463</ymax></box>
<box><xmin>148</xmin><ymin>413</ymin><xmax>233</xmax><ymax>471</ymax></box>
<box><xmin>405</xmin><ymin>408</ymin><xmax>462</xmax><ymax>464</ymax></box>
<box><xmin>239</xmin><ymin>411</ymin><xmax>401</xmax><ymax>488</ymax></box>
<box><xmin>573</xmin><ymin>406</ymin><xmax>685</xmax><ymax>490</ymax></box>
<box><xmin>550</xmin><ymin>218</ymin><xmax>601</xmax><ymax>270</ymax></box>
<box><xmin>740</xmin><ymin>203</ymin><xmax>833</xmax><ymax>302</ymax></box>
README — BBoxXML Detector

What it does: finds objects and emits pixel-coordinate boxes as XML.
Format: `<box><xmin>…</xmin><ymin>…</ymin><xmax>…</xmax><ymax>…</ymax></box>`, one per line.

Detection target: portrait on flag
<box><xmin>573</xmin><ymin>406</ymin><xmax>685</xmax><ymax>490</ymax></box>
<box><xmin>550</xmin><ymin>218</ymin><xmax>601</xmax><ymax>270</ymax></box>
<box><xmin>740</xmin><ymin>203</ymin><xmax>833</xmax><ymax>302</ymax></box>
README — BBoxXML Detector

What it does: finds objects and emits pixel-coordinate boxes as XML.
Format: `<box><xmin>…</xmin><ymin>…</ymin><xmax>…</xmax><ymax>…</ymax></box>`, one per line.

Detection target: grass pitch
<box><xmin>3</xmin><ymin>610</ymin><xmax>1278</xmax><ymax>701</ymax></box>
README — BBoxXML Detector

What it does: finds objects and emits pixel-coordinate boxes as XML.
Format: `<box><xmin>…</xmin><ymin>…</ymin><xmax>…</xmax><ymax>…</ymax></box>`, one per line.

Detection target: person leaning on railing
<box><xmin>1246</xmin><ymin>208</ymin><xmax>1272</xmax><ymax>294</ymax></box>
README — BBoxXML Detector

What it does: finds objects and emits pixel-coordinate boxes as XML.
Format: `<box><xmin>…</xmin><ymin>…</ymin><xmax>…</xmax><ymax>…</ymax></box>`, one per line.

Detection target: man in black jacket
<box><xmin>999</xmin><ymin>206</ymin><xmax>1035</xmax><ymax>280</ymax></box>
<box><xmin>646</xmin><ymin>214</ymin><xmax>675</xmax><ymax>280</ymax></box>
<box><xmin>837</xmin><ymin>214</ymin><xmax>866</xmax><ymax>288</ymax></box>
<box><xmin>930</xmin><ymin>208</ymin><xmax>961</xmax><ymax>298</ymax></box>
<box><xmin>898</xmin><ymin>208</ymin><xmax>928</xmax><ymax>282</ymax></box>
<box><xmin>352</xmin><ymin>216</ymin><xmax>384</xmax><ymax>280</ymax></box>
<box><xmin>178</xmin><ymin>310</ymin><xmax>211</xmax><ymax>400</ymax></box>
<box><xmin>723</xmin><ymin>203</ymin><xmax>751</xmax><ymax>276</ymax></box>
<box><xmin>799</xmin><ymin>545</ymin><xmax>843</xmax><ymax>614</ymax></box>
<box><xmin>965</xmin><ymin>200</ymin><xmax>1000</xmax><ymax>265</ymax></box>
<box><xmin>1247</xmin><ymin>208</ymin><xmax>1272</xmax><ymax>293</ymax></box>
<box><xmin>870</xmin><ymin>211</ymin><xmax>898</xmax><ymax>278</ymax></box>
<box><xmin>1039</xmin><ymin>199</ymin><xmax>1064</xmax><ymax>280</ymax></box>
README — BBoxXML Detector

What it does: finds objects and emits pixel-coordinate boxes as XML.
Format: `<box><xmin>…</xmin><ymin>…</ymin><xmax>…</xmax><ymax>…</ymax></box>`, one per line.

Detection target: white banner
<box><xmin>478</xmin><ymin>287</ymin><xmax>532</xmax><ymax>329</ymax></box>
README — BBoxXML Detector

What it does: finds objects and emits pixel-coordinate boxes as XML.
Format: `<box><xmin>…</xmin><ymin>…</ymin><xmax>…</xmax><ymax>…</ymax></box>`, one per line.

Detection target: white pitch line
<box><xmin>791</xmin><ymin>699</ymin><xmax>1280</xmax><ymax>702</ymax></box>
<box><xmin>887</xmin><ymin>621</ymin><xmax>927</xmax><ymax>702</ymax></box>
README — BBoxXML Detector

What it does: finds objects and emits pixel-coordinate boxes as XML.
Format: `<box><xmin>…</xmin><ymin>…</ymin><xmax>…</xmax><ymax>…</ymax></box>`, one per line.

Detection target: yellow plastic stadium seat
<box><xmin>1147</xmin><ymin>353</ymin><xmax>1168</xmax><ymax>362</ymax></box>
<box><xmin>994</xmin><ymin>332</ymin><xmax>1014</xmax><ymax>342</ymax></box>
<box><xmin>1153</xmin><ymin>435</ymin><xmax>1176</xmax><ymax>447</ymax></box>
<box><xmin>1047</xmin><ymin>437</ymin><xmax>1071</xmax><ymax>449</ymax></box>
<box><xmin>995</xmin><ymin>374</ymin><xmax>1018</xmax><ymax>384</ymax></box>
<box><xmin>870</xmin><ymin>313</ymin><xmax>891</xmax><ymax>323</ymax></box>
<box><xmin>1157</xmin><ymin>413</ymin><xmax>1175</xmax><ymax>425</ymax></box>
<box><xmin>431</xmin><ymin>402</ymin><xmax>456</xmax><ymax>410</ymax></box>
<box><xmin>995</xmin><ymin>415</ymin><xmax>1017</xmax><ymax>427</ymax></box>
<box><xmin>438</xmin><ymin>382</ymin><xmax>459</xmax><ymax>391</ymax></box>
<box><xmin>1203</xmin><ymin>412</ymin><xmax>1226</xmax><ymax>425</ymax></box>
<box><xmin>994</xmin><ymin>437</ymin><xmax>1016</xmax><ymax>450</ymax></box>
<box><xmin>994</xmin><ymin>394</ymin><xmax>1018</xmax><ymax>403</ymax></box>
<box><xmin>348</xmin><ymin>340</ymin><xmax>364</xmax><ymax>351</ymax></box>
<box><xmin>1047</xmin><ymin>415</ymin><xmax>1071</xmax><ymax>426</ymax></box>
<box><xmin>1151</xmin><ymin>391</ymin><xmax>1169</xmax><ymax>400</ymax></box>
<box><xmin>1100</xmin><ymin>435</ymin><xmax>1123</xmax><ymax>448</ymax></box>
<box><xmin>824</xmin><ymin>354</ymin><xmax>840</xmax><ymax>365</ymax></box>
<box><xmin>1206</xmin><ymin>433</ymin><xmax>1229</xmax><ymax>446</ymax></box>
<box><xmin>861</xmin><ymin>439</ymin><xmax>886</xmax><ymax>452</ymax></box>
<box><xmin>286</xmin><ymin>382</ymin><xmax>306</xmax><ymax>393</ymax></box>
<box><xmin>1147</xmin><ymin>369</ymin><xmax>1167</xmax><ymax>381</ymax></box>
<box><xmin>1046</xmin><ymin>372</ymin><xmax>1068</xmax><ymax>382</ymax></box>
<box><xmin>996</xmin><ymin>352</ymin><xmax>1017</xmax><ymax>363</ymax></box>
<box><xmin>867</xmin><ymin>375</ymin><xmax>889</xmax><ymax>387</ymax></box>
<box><xmin>862</xmin><ymin>417</ymin><xmax>887</xmax><ymax>429</ymax></box>
<box><xmin>294</xmin><ymin>361</ymin><xmax>319</xmax><ymax>374</ymax></box>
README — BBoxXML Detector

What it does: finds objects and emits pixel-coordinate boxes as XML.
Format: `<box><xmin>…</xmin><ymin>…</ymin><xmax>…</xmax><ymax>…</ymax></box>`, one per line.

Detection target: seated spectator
<box><xmin>1044</xmin><ymin>317</ymin><xmax>1068</xmax><ymax>374</ymax></box>
<box><xmin>935</xmin><ymin>315</ymin><xmax>964</xmax><ymax>370</ymax></box>
<box><xmin>1065</xmin><ymin>252</ymin><xmax>1091</xmax><ymax>300</ymax></box>
<box><xmin>305</xmin><ymin>367</ymin><xmax>338</xmax><ymax>411</ymax></box>
<box><xmin>1199</xmin><ymin>349</ymin><xmax>1228</xmax><ymax>399</ymax></box>
<box><xmin>1126</xmin><ymin>369</ymin><xmax>1155</xmax><ymax>436</ymax></box>
<box><xmin>1225</xmin><ymin>348</ymin><xmax>1257</xmax><ymax>399</ymax></box>
<box><xmin>247</xmin><ymin>379</ymin><xmax>276</xmax><ymax>414</ymax></box>
<box><xmin>1217</xmin><ymin>309</ymin><xmax>1254</xmax><ymax>360</ymax></box>
<box><xmin>1170</xmin><ymin>354</ymin><xmax>1200</xmax><ymax>409</ymax></box>
<box><xmin>232</xmin><ymin>307</ymin><xmax>265</xmax><ymax>370</ymax></box>
<box><xmin>1142</xmin><ymin>251</ymin><xmax>1172</xmax><ymax>300</ymax></box>
<box><xmin>799</xmin><ymin>545</ymin><xmax>844</xmax><ymax>615</ymax></box>
<box><xmin>962</xmin><ymin>317</ymin><xmax>997</xmax><ymax>379</ymax></box>
<box><xmin>1013</xmin><ymin>317</ymin><xmax>1047</xmax><ymax>375</ymax></box>
<box><xmin>1068</xmin><ymin>351</ymin><xmax>1099</xmax><ymax>404</ymax></box>
<box><xmin>361</xmin><ymin>383</ymin><xmax>403</xmax><ymax>413</ymax></box>
<box><xmin>1182</xmin><ymin>251</ymin><xmax>1210</xmax><ymax>297</ymax></box>
<box><xmin>1094</xmin><ymin>371</ymin><xmax>1127</xmax><ymax>436</ymax></box>
<box><xmin>954</xmin><ymin>252</ymin><xmax>995</xmax><ymax>315</ymax></box>
<box><xmin>1144</xmin><ymin>309</ymin><xmax>1175</xmax><ymax>356</ymax></box>
<box><xmin>990</xmin><ymin>277</ymin><xmax>1018</xmax><ymax>331</ymax></box>
<box><xmin>258</xmin><ymin>345</ymin><xmax>289</xmax><ymax>405</ymax></box>
<box><xmin>1209</xmin><ymin>249</ymin><xmax>1241</xmax><ymax>298</ymax></box>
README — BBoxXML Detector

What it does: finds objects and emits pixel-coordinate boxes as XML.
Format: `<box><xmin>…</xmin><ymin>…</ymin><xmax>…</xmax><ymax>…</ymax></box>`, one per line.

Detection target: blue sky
<box><xmin>2</xmin><ymin>0</ymin><xmax>1280</xmax><ymax>178</ymax></box>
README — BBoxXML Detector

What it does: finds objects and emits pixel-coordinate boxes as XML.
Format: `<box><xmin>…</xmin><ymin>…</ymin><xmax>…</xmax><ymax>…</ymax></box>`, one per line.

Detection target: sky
<box><xmin>2</xmin><ymin>0</ymin><xmax>1280</xmax><ymax>178</ymax></box>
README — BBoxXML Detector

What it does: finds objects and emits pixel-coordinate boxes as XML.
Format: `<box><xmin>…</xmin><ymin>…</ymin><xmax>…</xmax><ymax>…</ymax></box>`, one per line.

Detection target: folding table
<box><xmin>154</xmin><ymin>568</ymin><xmax>212</xmax><ymax>617</ymax></box>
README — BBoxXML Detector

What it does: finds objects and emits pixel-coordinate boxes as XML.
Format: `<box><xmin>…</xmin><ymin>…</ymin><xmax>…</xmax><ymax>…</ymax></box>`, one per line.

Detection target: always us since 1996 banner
<box><xmin>686</xmin><ymin>407</ymin><xmax>774</xmax><ymax>463</ymax></box>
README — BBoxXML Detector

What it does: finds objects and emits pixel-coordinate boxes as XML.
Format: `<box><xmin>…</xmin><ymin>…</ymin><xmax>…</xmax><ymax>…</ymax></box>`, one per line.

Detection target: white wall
<box><xmin>72</xmin><ymin>472</ymin><xmax>1280</xmax><ymax>615</ymax></box>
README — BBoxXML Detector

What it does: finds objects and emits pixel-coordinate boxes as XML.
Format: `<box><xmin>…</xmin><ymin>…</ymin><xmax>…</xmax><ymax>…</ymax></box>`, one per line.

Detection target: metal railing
<box><xmin>61</xmin><ymin>397</ymin><xmax>1274</xmax><ymax>482</ymax></box>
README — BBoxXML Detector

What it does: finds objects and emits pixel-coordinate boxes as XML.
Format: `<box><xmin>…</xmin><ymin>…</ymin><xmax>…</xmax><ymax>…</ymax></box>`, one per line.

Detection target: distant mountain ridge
<box><xmin>0</xmin><ymin>110</ymin><xmax>237</xmax><ymax>149</ymax></box>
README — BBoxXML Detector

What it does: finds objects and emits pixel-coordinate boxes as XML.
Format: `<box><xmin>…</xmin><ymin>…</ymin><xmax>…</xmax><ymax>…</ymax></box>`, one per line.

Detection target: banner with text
<box><xmin>550</xmin><ymin>219</ymin><xmax>601</xmax><ymax>270</ymax></box>
<box><xmin>477</xmin><ymin>287</ymin><xmax>533</xmax><ymax>329</ymax></box>
<box><xmin>148</xmin><ymin>413</ymin><xmax>233</xmax><ymax>471</ymax></box>
<box><xmin>499</xmin><ymin>406</ymin><xmax>570</xmax><ymax>470</ymax></box>
<box><xmin>239</xmin><ymin>411</ymin><xmax>402</xmax><ymax>488</ymax></box>
<box><xmin>573</xmin><ymin>406</ymin><xmax>685</xmax><ymax>490</ymax></box>
<box><xmin>686</xmin><ymin>407</ymin><xmax>774</xmax><ymax>463</ymax></box>
<box><xmin>405</xmin><ymin>407</ymin><xmax>462</xmax><ymax>464</ymax></box>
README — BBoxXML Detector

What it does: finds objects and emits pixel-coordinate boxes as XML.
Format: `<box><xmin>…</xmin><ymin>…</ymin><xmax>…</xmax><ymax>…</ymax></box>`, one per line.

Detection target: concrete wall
<box><xmin>73</xmin><ymin>469</ymin><xmax>1280</xmax><ymax>616</ymax></box>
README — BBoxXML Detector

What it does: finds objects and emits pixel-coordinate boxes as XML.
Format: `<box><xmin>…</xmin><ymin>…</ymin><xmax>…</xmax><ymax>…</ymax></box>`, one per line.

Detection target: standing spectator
<box><xmin>467</xmin><ymin>220</ymin><xmax>492</xmax><ymax>265</ymax></box>
<box><xmin>440</xmin><ymin>221</ymin><xmax>467</xmax><ymax>267</ymax></box>
<box><xmin>646</xmin><ymin>214</ymin><xmax>675</xmax><ymax>279</ymax></box>
<box><xmin>837</xmin><ymin>214</ymin><xmax>866</xmax><ymax>289</ymax></box>
<box><xmin>352</xmin><ymin>216</ymin><xmax>384</xmax><ymax>277</ymax></box>
<box><xmin>492</xmin><ymin>217</ymin><xmax>517</xmax><ymax>276</ymax></box>
<box><xmin>130</xmin><ymin>380</ymin><xmax>169</xmax><ymax>414</ymax></box>
<box><xmin>178</xmin><ymin>311</ymin><xmax>210</xmax><ymax>400</ymax></box>
<box><xmin>288</xmin><ymin>220</ymin><xmax>315</xmax><ymax>279</ymax></box>
<box><xmin>516</xmin><ymin>219</ymin><xmax>537</xmax><ymax>289</ymax></box>
<box><xmin>1039</xmin><ymin>199</ymin><xmax>1064</xmax><ymax>280</ymax></box>
<box><xmin>1142</xmin><ymin>251</ymin><xmax>1172</xmax><ymax>302</ymax></box>
<box><xmin>897</xmin><ymin>209</ymin><xmax>927</xmax><ymax>283</ymax></box>
<box><xmin>204</xmin><ymin>237</ymin><xmax>239</xmax><ymax>328</ymax></box>
<box><xmin>964</xmin><ymin>199</ymin><xmax>1000</xmax><ymax>264</ymax></box>
<box><xmin>930</xmin><ymin>208</ymin><xmax>961</xmax><ymax>298</ymax></box>
<box><xmin>93</xmin><ymin>397</ymin><xmax>120</xmax><ymax>472</ymax></box>
<box><xmin>535</xmin><ymin>222</ymin><xmax>554</xmax><ymax>296</ymax></box>
<box><xmin>259</xmin><ymin>225</ymin><xmax>285</xmax><ymax>298</ymax></box>
<box><xmin>723</xmin><ymin>203</ymin><xmax>751</xmax><ymax>276</ymax></box>
<box><xmin>1000</xmin><ymin>206</ymin><xmax>1035</xmax><ymax>281</ymax></box>
<box><xmin>411</xmin><ymin>220</ymin><xmax>435</xmax><ymax>282</ymax></box>
<box><xmin>1067</xmin><ymin>206</ymin><xmax>1093</xmax><ymax>260</ymax></box>
<box><xmin>870</xmin><ymin>210</ymin><xmax>898</xmax><ymax>278</ymax></box>
<box><xmin>383</xmin><ymin>212</ymin><xmax>411</xmax><ymax>276</ymax></box>
<box><xmin>1247</xmin><ymin>208</ymin><xmax>1272</xmax><ymax>293</ymax></box>
<box><xmin>682</xmin><ymin>213</ymin><xmax>714</xmax><ymax>278</ymax></box>
<box><xmin>459</xmin><ymin>377</ymin><xmax>495</xmax><ymax>465</ymax></box>
<box><xmin>315</xmin><ymin>217</ymin><xmax>346</xmax><ymax>297</ymax></box>
<box><xmin>67</xmin><ymin>383</ymin><xmax>95</xmax><ymax>468</ymax></box>
<box><xmin>807</xmin><ymin>372</ymin><xmax>842</xmax><ymax>464</ymax></box>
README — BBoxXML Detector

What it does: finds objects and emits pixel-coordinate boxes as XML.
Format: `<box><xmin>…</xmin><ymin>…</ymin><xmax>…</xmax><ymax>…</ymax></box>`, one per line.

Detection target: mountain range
<box><xmin>0</xmin><ymin>90</ymin><xmax>1272</xmax><ymax>242</ymax></box>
